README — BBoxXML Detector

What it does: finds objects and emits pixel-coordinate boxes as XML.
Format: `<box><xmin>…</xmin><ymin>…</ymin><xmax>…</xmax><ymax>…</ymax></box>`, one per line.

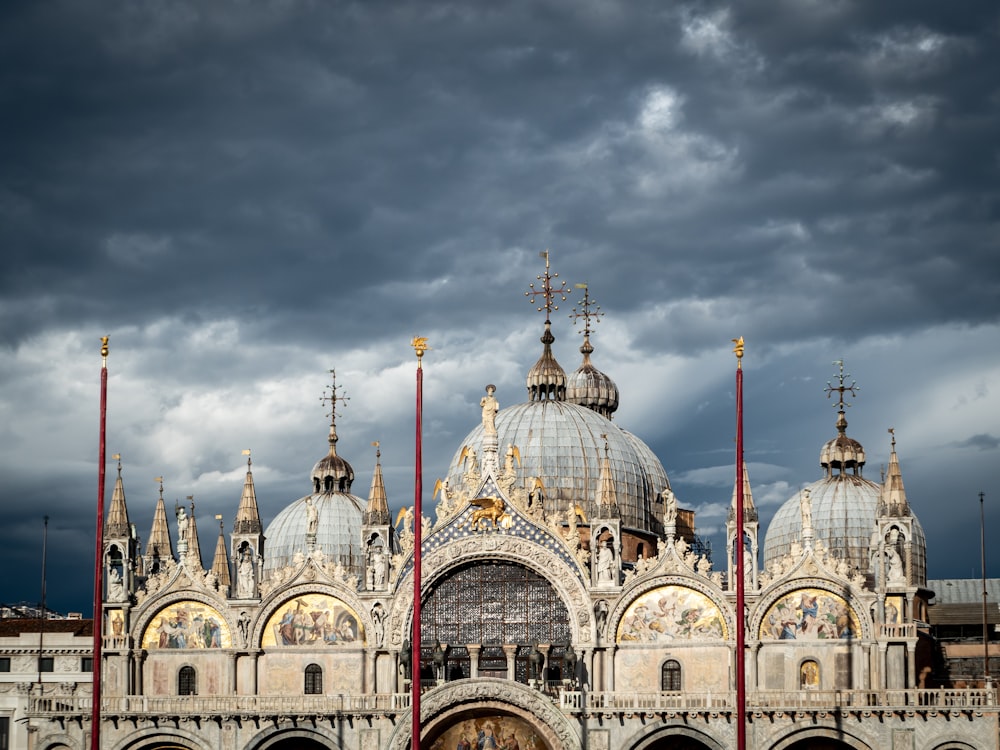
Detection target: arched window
<box><xmin>178</xmin><ymin>666</ymin><xmax>197</xmax><ymax>695</ymax></box>
<box><xmin>661</xmin><ymin>659</ymin><xmax>681</xmax><ymax>691</ymax></box>
<box><xmin>304</xmin><ymin>663</ymin><xmax>323</xmax><ymax>694</ymax></box>
<box><xmin>420</xmin><ymin>560</ymin><xmax>571</xmax><ymax>683</ymax></box>
<box><xmin>800</xmin><ymin>659</ymin><xmax>820</xmax><ymax>689</ymax></box>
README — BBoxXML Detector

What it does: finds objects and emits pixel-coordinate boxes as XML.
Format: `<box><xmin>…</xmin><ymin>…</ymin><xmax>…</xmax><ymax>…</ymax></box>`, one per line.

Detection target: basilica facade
<box><xmin>21</xmin><ymin>263</ymin><xmax>1000</xmax><ymax>750</ymax></box>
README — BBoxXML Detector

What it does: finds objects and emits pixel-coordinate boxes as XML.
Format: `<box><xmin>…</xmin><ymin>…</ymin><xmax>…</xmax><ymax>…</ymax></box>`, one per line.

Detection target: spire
<box><xmin>210</xmin><ymin>516</ymin><xmax>231</xmax><ymax>589</ymax></box>
<box><xmin>596</xmin><ymin>435</ymin><xmax>620</xmax><ymax>517</ymax></box>
<box><xmin>234</xmin><ymin>450</ymin><xmax>262</xmax><ymax>534</ymax></box>
<box><xmin>185</xmin><ymin>498</ymin><xmax>203</xmax><ymax>569</ymax></box>
<box><xmin>145</xmin><ymin>478</ymin><xmax>174</xmax><ymax>563</ymax></box>
<box><xmin>105</xmin><ymin>454</ymin><xmax>132</xmax><ymax>537</ymax></box>
<box><xmin>728</xmin><ymin>461</ymin><xmax>758</xmax><ymax>523</ymax></box>
<box><xmin>365</xmin><ymin>442</ymin><xmax>390</xmax><ymax>525</ymax></box>
<box><xmin>525</xmin><ymin>251</ymin><xmax>568</xmax><ymax>401</ymax></box>
<box><xmin>565</xmin><ymin>283</ymin><xmax>619</xmax><ymax>418</ymax></box>
<box><xmin>880</xmin><ymin>429</ymin><xmax>911</xmax><ymax>517</ymax></box>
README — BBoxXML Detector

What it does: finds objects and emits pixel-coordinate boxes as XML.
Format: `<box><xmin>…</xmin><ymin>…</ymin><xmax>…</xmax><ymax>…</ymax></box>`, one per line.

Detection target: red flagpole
<box><xmin>91</xmin><ymin>337</ymin><xmax>109</xmax><ymax>750</ymax></box>
<box><xmin>411</xmin><ymin>338</ymin><xmax>427</xmax><ymax>750</ymax></box>
<box><xmin>734</xmin><ymin>337</ymin><xmax>746</xmax><ymax>750</ymax></box>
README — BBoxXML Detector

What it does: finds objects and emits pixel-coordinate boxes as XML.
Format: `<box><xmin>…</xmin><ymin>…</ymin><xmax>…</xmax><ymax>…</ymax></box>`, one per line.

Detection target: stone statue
<box><xmin>237</xmin><ymin>610</ymin><xmax>251</xmax><ymax>645</ymax></box>
<box><xmin>107</xmin><ymin>567</ymin><xmax>126</xmax><ymax>602</ymax></box>
<box><xmin>237</xmin><ymin>548</ymin><xmax>255</xmax><ymax>598</ymax></box>
<box><xmin>886</xmin><ymin>547</ymin><xmax>905</xmax><ymax>583</ymax></box>
<box><xmin>305</xmin><ymin>497</ymin><xmax>319</xmax><ymax>536</ymax></box>
<box><xmin>662</xmin><ymin>487</ymin><xmax>677</xmax><ymax>527</ymax></box>
<box><xmin>368</xmin><ymin>543</ymin><xmax>386</xmax><ymax>588</ymax></box>
<box><xmin>799</xmin><ymin>488</ymin><xmax>812</xmax><ymax>531</ymax></box>
<box><xmin>176</xmin><ymin>506</ymin><xmax>188</xmax><ymax>542</ymax></box>
<box><xmin>371</xmin><ymin>602</ymin><xmax>387</xmax><ymax>647</ymax></box>
<box><xmin>596</xmin><ymin>541</ymin><xmax>615</xmax><ymax>585</ymax></box>
<box><xmin>480</xmin><ymin>384</ymin><xmax>499</xmax><ymax>437</ymax></box>
<box><xmin>594</xmin><ymin>599</ymin><xmax>609</xmax><ymax>637</ymax></box>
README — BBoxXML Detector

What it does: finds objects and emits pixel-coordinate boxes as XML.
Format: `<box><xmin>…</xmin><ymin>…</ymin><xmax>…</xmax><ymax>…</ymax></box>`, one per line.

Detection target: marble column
<box><xmin>467</xmin><ymin>644</ymin><xmax>481</xmax><ymax>679</ymax></box>
<box><xmin>503</xmin><ymin>645</ymin><xmax>519</xmax><ymax>682</ymax></box>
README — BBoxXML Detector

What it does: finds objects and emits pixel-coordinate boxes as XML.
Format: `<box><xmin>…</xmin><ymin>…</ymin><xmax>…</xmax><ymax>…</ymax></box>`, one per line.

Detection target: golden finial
<box><xmin>112</xmin><ymin>453</ymin><xmax>122</xmax><ymax>471</ymax></box>
<box><xmin>100</xmin><ymin>336</ymin><xmax>109</xmax><ymax>366</ymax></box>
<box><xmin>242</xmin><ymin>448</ymin><xmax>251</xmax><ymax>467</ymax></box>
<box><xmin>411</xmin><ymin>336</ymin><xmax>430</xmax><ymax>365</ymax></box>
<box><xmin>372</xmin><ymin>440</ymin><xmax>381</xmax><ymax>460</ymax></box>
<box><xmin>732</xmin><ymin>336</ymin><xmax>745</xmax><ymax>368</ymax></box>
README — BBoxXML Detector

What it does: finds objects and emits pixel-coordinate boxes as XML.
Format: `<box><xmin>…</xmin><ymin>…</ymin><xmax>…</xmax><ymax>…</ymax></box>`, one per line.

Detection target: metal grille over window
<box><xmin>420</xmin><ymin>560</ymin><xmax>571</xmax><ymax>683</ymax></box>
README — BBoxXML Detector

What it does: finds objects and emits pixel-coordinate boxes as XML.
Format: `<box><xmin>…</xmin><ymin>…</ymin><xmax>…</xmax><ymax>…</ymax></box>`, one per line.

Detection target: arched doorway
<box><xmin>629</xmin><ymin>727</ymin><xmax>725</xmax><ymax>750</ymax></box>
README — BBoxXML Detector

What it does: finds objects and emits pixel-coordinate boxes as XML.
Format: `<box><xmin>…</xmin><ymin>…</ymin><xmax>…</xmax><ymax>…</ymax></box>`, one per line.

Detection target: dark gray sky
<box><xmin>1</xmin><ymin>0</ymin><xmax>998</xmax><ymax>614</ymax></box>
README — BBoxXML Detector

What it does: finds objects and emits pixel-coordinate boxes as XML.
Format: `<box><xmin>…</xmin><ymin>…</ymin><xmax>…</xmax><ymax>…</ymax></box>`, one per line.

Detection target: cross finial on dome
<box><xmin>319</xmin><ymin>369</ymin><xmax>350</xmax><ymax>453</ymax></box>
<box><xmin>525</xmin><ymin>250</ymin><xmax>569</xmax><ymax>324</ymax></box>
<box><xmin>570</xmin><ymin>283</ymin><xmax>603</xmax><ymax>342</ymax></box>
<box><xmin>825</xmin><ymin>360</ymin><xmax>860</xmax><ymax>411</ymax></box>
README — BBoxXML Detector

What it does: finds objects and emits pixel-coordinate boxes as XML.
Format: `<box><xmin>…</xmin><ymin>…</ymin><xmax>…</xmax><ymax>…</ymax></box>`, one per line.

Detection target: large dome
<box><xmin>446</xmin><ymin>400</ymin><xmax>668</xmax><ymax>535</ymax></box>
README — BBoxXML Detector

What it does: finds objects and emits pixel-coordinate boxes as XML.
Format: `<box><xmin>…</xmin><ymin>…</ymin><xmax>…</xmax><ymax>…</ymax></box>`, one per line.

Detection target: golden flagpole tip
<box><xmin>411</xmin><ymin>336</ymin><xmax>430</xmax><ymax>360</ymax></box>
<box><xmin>732</xmin><ymin>336</ymin><xmax>745</xmax><ymax>367</ymax></box>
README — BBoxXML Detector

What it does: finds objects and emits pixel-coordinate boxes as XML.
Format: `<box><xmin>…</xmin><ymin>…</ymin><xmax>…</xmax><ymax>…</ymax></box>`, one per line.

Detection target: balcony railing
<box><xmin>27</xmin><ymin>687</ymin><xmax>996</xmax><ymax>720</ymax></box>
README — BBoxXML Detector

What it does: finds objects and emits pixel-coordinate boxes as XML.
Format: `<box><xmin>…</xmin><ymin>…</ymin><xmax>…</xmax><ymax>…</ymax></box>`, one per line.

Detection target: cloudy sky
<box><xmin>1</xmin><ymin>0</ymin><xmax>997</xmax><ymax>614</ymax></box>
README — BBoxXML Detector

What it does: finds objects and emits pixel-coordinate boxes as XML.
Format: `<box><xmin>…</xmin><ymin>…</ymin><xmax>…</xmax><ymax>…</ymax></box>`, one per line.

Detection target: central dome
<box><xmin>446</xmin><ymin>399</ymin><xmax>668</xmax><ymax>535</ymax></box>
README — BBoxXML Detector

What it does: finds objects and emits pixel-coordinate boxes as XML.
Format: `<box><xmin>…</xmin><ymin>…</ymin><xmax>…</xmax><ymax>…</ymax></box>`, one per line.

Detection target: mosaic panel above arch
<box><xmin>617</xmin><ymin>584</ymin><xmax>727</xmax><ymax>643</ymax></box>
<box><xmin>140</xmin><ymin>600</ymin><xmax>231</xmax><ymax>649</ymax></box>
<box><xmin>261</xmin><ymin>593</ymin><xmax>365</xmax><ymax>647</ymax></box>
<box><xmin>430</xmin><ymin>714</ymin><xmax>553</xmax><ymax>750</ymax></box>
<box><xmin>759</xmin><ymin>588</ymin><xmax>861</xmax><ymax>640</ymax></box>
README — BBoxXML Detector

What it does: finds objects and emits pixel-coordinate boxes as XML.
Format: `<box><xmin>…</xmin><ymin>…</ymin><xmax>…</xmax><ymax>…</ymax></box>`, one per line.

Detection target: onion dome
<box><xmin>262</xmin><ymin>373</ymin><xmax>364</xmax><ymax>576</ymax></box>
<box><xmin>526</xmin><ymin>321</ymin><xmax>566</xmax><ymax>401</ymax></box>
<box><xmin>820</xmin><ymin>411</ymin><xmax>866</xmax><ymax>475</ymax></box>
<box><xmin>566</xmin><ymin>335</ymin><xmax>619</xmax><ymax>419</ymax></box>
<box><xmin>565</xmin><ymin>284</ymin><xmax>619</xmax><ymax>418</ymax></box>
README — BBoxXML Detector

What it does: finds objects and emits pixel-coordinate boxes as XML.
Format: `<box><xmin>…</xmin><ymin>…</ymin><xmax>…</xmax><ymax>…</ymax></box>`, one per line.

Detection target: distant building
<box><xmin>16</xmin><ymin>260</ymin><xmax>1000</xmax><ymax>750</ymax></box>
<box><xmin>0</xmin><ymin>618</ymin><xmax>92</xmax><ymax>750</ymax></box>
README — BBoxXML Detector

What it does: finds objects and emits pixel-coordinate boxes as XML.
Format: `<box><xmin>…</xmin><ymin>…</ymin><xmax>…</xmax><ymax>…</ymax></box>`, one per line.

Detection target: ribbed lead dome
<box><xmin>446</xmin><ymin>400</ymin><xmax>667</xmax><ymax>534</ymax></box>
<box><xmin>565</xmin><ymin>335</ymin><xmax>619</xmax><ymax>418</ymax></box>
<box><xmin>263</xmin><ymin>382</ymin><xmax>364</xmax><ymax>577</ymax></box>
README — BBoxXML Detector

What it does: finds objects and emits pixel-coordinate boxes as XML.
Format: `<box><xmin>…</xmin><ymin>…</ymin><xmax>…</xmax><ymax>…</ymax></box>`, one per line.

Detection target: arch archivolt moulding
<box><xmin>748</xmin><ymin>577</ymin><xmax>874</xmax><ymax>641</ymax></box>
<box><xmin>608</xmin><ymin>574</ymin><xmax>735</xmax><ymax>642</ymax></box>
<box><xmin>386</xmin><ymin>535</ymin><xmax>593</xmax><ymax>648</ymax></box>
<box><xmin>625</xmin><ymin>723</ymin><xmax>728</xmax><ymax>750</ymax></box>
<box><xmin>108</xmin><ymin>726</ymin><xmax>212</xmax><ymax>750</ymax></box>
<box><xmin>386</xmin><ymin>678</ymin><xmax>581</xmax><ymax>750</ymax></box>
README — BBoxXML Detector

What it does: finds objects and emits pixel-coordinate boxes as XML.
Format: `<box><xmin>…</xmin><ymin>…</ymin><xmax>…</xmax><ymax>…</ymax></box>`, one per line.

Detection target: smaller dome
<box><xmin>263</xmin><ymin>492</ymin><xmax>364</xmax><ymax>575</ymax></box>
<box><xmin>310</xmin><ymin>423</ymin><xmax>355</xmax><ymax>494</ymax></box>
<box><xmin>565</xmin><ymin>336</ymin><xmax>619</xmax><ymax>419</ymax></box>
<box><xmin>820</xmin><ymin>411</ymin><xmax>865</xmax><ymax>475</ymax></box>
<box><xmin>526</xmin><ymin>321</ymin><xmax>566</xmax><ymax>401</ymax></box>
